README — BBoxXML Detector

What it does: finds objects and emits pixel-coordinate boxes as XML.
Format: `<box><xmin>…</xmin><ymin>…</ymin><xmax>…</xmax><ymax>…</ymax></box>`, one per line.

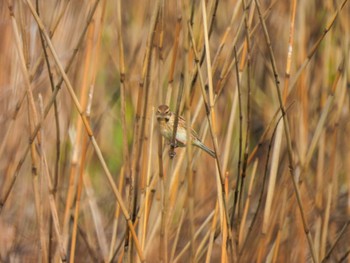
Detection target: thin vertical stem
<box><xmin>23</xmin><ymin>0</ymin><xmax>145</xmax><ymax>260</ymax></box>
<box><xmin>254</xmin><ymin>0</ymin><xmax>317</xmax><ymax>261</ymax></box>
<box><xmin>9</xmin><ymin>3</ymin><xmax>47</xmax><ymax>261</ymax></box>
<box><xmin>0</xmin><ymin>0</ymin><xmax>101</xmax><ymax>213</ymax></box>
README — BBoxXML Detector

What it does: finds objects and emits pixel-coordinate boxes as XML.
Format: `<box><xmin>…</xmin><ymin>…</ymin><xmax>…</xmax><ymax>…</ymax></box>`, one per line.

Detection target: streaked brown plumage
<box><xmin>156</xmin><ymin>105</ymin><xmax>216</xmax><ymax>158</ymax></box>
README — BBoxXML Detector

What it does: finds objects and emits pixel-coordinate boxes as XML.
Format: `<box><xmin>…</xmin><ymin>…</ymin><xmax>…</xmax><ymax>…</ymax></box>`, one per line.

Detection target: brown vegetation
<box><xmin>0</xmin><ymin>0</ymin><xmax>349</xmax><ymax>262</ymax></box>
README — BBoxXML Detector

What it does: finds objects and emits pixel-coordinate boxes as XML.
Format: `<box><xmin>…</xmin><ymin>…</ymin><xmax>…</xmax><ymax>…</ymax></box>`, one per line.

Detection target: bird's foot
<box><xmin>168</xmin><ymin>149</ymin><xmax>176</xmax><ymax>158</ymax></box>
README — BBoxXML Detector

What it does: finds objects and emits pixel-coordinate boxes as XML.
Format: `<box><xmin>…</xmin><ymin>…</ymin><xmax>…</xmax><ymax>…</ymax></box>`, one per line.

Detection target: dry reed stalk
<box><xmin>215</xmin><ymin>16</ymin><xmax>243</xmax><ymax>95</ymax></box>
<box><xmin>193</xmin><ymin>4</ymin><xmax>244</xmax><ymax>131</ymax></box>
<box><xmin>314</xmin><ymin>214</ymin><xmax>322</xmax><ymax>260</ymax></box>
<box><xmin>0</xmin><ymin>0</ymin><xmax>101</xmax><ymax>212</ymax></box>
<box><xmin>178</xmin><ymin>6</ymin><xmax>196</xmax><ymax>259</ymax></box>
<box><xmin>172</xmin><ymin>208</ymin><xmax>215</xmax><ymax>263</ymax></box>
<box><xmin>9</xmin><ymin>3</ymin><xmax>48</xmax><ymax>261</ymax></box>
<box><xmin>246</xmin><ymin>109</ymin><xmax>283</xmax><ymax>165</ymax></box>
<box><xmin>254</xmin><ymin>0</ymin><xmax>318</xmax><ymax>261</ymax></box>
<box><xmin>165</xmin><ymin>14</ymin><xmax>181</xmax><ymax>105</ymax></box>
<box><xmin>111</xmin><ymin>213</ymin><xmax>156</xmax><ymax>262</ymax></box>
<box><xmin>69</xmin><ymin>23</ymin><xmax>96</xmax><ymax>262</ymax></box>
<box><xmin>189</xmin><ymin>0</ymin><xmax>219</xmax><ymax>92</ymax></box>
<box><xmin>245</xmin><ymin>0</ymin><xmax>347</xmax><ymax>175</ymax></box>
<box><xmin>159</xmin><ymin>25</ymin><xmax>187</xmax><ymax>259</ymax></box>
<box><xmin>156</xmin><ymin>11</ymin><xmax>168</xmax><ymax>254</ymax></box>
<box><xmin>169</xmin><ymin>208</ymin><xmax>185</xmax><ymax>262</ymax></box>
<box><xmin>238</xmin><ymin>159</ymin><xmax>258</xmax><ymax>248</ymax></box>
<box><xmin>320</xmin><ymin>57</ymin><xmax>347</xmax><ymax>260</ymax></box>
<box><xmin>236</xmin><ymin>0</ymin><xmax>254</xmax><ymax>238</ymax></box>
<box><xmin>38</xmin><ymin>97</ymin><xmax>67</xmax><ymax>261</ymax></box>
<box><xmin>160</xmin><ymin>62</ymin><xmax>185</xmax><ymax>263</ymax></box>
<box><xmin>134</xmin><ymin>0</ymin><xmax>160</xmax><ymax>228</ymax></box>
<box><xmin>216</xmin><ymin>0</ymin><xmax>278</xmax><ymax>96</ymax></box>
<box><xmin>109</xmin><ymin>166</ymin><xmax>125</xmax><ymax>261</ymax></box>
<box><xmin>231</xmin><ymin>46</ymin><xmax>243</xmax><ymax>232</ymax></box>
<box><xmin>315</xmin><ymin>127</ymin><xmax>325</xmax><ymax>205</ymax></box>
<box><xmin>81</xmin><ymin>1</ymin><xmax>109</xmax><ymax>259</ymax></box>
<box><xmin>127</xmin><ymin>1</ymin><xmax>160</xmax><ymax>260</ymax></box>
<box><xmin>295</xmin><ymin>1</ymin><xmax>308</xmax><ymax>166</ymax></box>
<box><xmin>139</xmin><ymin>56</ymin><xmax>157</xmax><ymax>253</ymax></box>
<box><xmin>38</xmin><ymin>95</ymin><xmax>49</xmax><ymax>263</ymax></box>
<box><xmin>184</xmin><ymin>52</ymin><xmax>195</xmax><ymax>263</ymax></box>
<box><xmin>110</xmin><ymin>1</ymin><xmax>130</xmax><ymax>260</ymax></box>
<box><xmin>169</xmin><ymin>74</ymin><xmax>184</xmax><ymax>158</ymax></box>
<box><xmin>211</xmin><ymin>1</ymin><xmax>242</xmax><ymax>77</ymax></box>
<box><xmin>190</xmin><ymin>15</ymin><xmax>258</xmax><ymax>260</ymax></box>
<box><xmin>320</xmin><ymin>174</ymin><xmax>333</xmax><ymax>261</ymax></box>
<box><xmin>321</xmin><ymin>125</ymin><xmax>340</xmax><ymax>260</ymax></box>
<box><xmin>314</xmin><ymin>12</ymin><xmax>331</xmax><ymax>217</ymax></box>
<box><xmin>30</xmin><ymin>0</ymin><xmax>70</xmax><ymax>80</ymax></box>
<box><xmin>158</xmin><ymin>133</ymin><xmax>166</xmax><ymax>263</ymax></box>
<box><xmin>143</xmin><ymin>190</ymin><xmax>163</xmax><ymax>255</ymax></box>
<box><xmin>321</xmin><ymin>220</ymin><xmax>350</xmax><ymax>262</ymax></box>
<box><xmin>191</xmin><ymin>3</ymin><xmax>233</xmax><ymax>260</ymax></box>
<box><xmin>84</xmin><ymin>171</ymin><xmax>110</xmax><ymax>261</ymax></box>
<box><xmin>23</xmin><ymin>0</ymin><xmax>145</xmax><ymax>260</ymax></box>
<box><xmin>165</xmin><ymin>4</ymin><xmax>276</xmax><ymax>244</ymax></box>
<box><xmin>259</xmin><ymin>0</ymin><xmax>297</xmax><ymax>245</ymax></box>
<box><xmin>36</xmin><ymin>0</ymin><xmax>61</xmax><ymax>192</ymax></box>
<box><xmin>205</xmin><ymin>202</ymin><xmax>219</xmax><ymax>263</ymax></box>
<box><xmin>166</xmin><ymin>137</ymin><xmax>192</xmax><ymax>212</ymax></box>
<box><xmin>116</xmin><ymin>0</ymin><xmax>130</xmax><ymax>179</ymax></box>
<box><xmin>156</xmin><ymin>0</ymin><xmax>165</xmax><ymax>103</ymax></box>
<box><xmin>2</xmin><ymin>1</ymin><xmax>68</xmax><ymax>172</ymax></box>
<box><xmin>1</xmin><ymin>0</ymin><xmax>349</xmax><ymax>261</ymax></box>
<box><xmin>304</xmin><ymin>60</ymin><xmax>344</xmax><ymax>167</ymax></box>
<box><xmin>239</xmin><ymin>108</ymin><xmax>288</xmax><ymax>257</ymax></box>
<box><xmin>71</xmin><ymin>23</ymin><xmax>111</xmax><ymax>259</ymax></box>
<box><xmin>63</xmin><ymin>19</ymin><xmax>95</xmax><ymax>254</ymax></box>
<box><xmin>162</xmin><ymin>4</ymin><xmax>213</xmax><ymax>227</ymax></box>
<box><xmin>161</xmin><ymin>75</ymin><xmax>184</xmax><ymax>263</ymax></box>
<box><xmin>222</xmin><ymin>91</ymin><xmax>238</xmax><ymax>180</ymax></box>
<box><xmin>0</xmin><ymin>112</ymin><xmax>18</xmax><ymax>158</ymax></box>
<box><xmin>194</xmin><ymin>230</ymin><xmax>211</xmax><ymax>262</ymax></box>
<box><xmin>289</xmin><ymin>0</ymin><xmax>349</xmax><ymax>93</ymax></box>
<box><xmin>139</xmin><ymin>107</ymin><xmax>156</xmax><ymax>252</ymax></box>
<box><xmin>271</xmin><ymin>189</ymin><xmax>287</xmax><ymax>263</ymax></box>
<box><xmin>75</xmin><ymin>220</ymin><xmax>100</xmax><ymax>262</ymax></box>
<box><xmin>231</xmin><ymin>0</ymin><xmax>255</xmax><ymax>239</ymax></box>
<box><xmin>260</xmin><ymin>117</ymin><xmax>282</xmax><ymax>240</ymax></box>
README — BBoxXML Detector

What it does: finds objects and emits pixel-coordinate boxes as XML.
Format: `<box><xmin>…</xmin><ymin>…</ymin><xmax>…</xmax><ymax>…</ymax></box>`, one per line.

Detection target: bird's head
<box><xmin>156</xmin><ymin>105</ymin><xmax>171</xmax><ymax>122</ymax></box>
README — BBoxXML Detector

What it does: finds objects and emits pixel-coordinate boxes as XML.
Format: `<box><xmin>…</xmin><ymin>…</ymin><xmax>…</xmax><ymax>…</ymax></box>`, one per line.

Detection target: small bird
<box><xmin>156</xmin><ymin>105</ymin><xmax>216</xmax><ymax>158</ymax></box>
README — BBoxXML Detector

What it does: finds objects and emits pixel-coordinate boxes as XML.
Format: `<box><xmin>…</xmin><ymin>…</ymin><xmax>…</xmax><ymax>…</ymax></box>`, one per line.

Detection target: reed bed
<box><xmin>0</xmin><ymin>0</ymin><xmax>349</xmax><ymax>262</ymax></box>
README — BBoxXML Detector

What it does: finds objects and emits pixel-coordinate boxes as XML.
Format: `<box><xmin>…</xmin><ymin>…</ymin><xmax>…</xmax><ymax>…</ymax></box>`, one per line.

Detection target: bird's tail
<box><xmin>195</xmin><ymin>141</ymin><xmax>216</xmax><ymax>158</ymax></box>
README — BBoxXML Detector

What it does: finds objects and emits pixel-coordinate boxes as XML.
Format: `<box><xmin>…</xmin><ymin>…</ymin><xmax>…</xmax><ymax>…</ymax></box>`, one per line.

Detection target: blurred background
<box><xmin>0</xmin><ymin>0</ymin><xmax>349</xmax><ymax>262</ymax></box>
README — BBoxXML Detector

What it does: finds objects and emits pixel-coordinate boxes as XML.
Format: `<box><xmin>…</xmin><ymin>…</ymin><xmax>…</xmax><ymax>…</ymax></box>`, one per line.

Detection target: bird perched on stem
<box><xmin>156</xmin><ymin>105</ymin><xmax>216</xmax><ymax>158</ymax></box>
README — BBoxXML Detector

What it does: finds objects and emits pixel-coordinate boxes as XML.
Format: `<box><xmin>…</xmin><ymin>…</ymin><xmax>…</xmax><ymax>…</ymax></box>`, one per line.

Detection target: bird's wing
<box><xmin>191</xmin><ymin>127</ymin><xmax>200</xmax><ymax>140</ymax></box>
<box><xmin>176</xmin><ymin>114</ymin><xmax>200</xmax><ymax>142</ymax></box>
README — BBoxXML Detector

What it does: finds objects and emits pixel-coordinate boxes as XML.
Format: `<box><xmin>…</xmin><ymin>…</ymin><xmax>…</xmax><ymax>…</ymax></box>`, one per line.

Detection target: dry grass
<box><xmin>0</xmin><ymin>0</ymin><xmax>349</xmax><ymax>262</ymax></box>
